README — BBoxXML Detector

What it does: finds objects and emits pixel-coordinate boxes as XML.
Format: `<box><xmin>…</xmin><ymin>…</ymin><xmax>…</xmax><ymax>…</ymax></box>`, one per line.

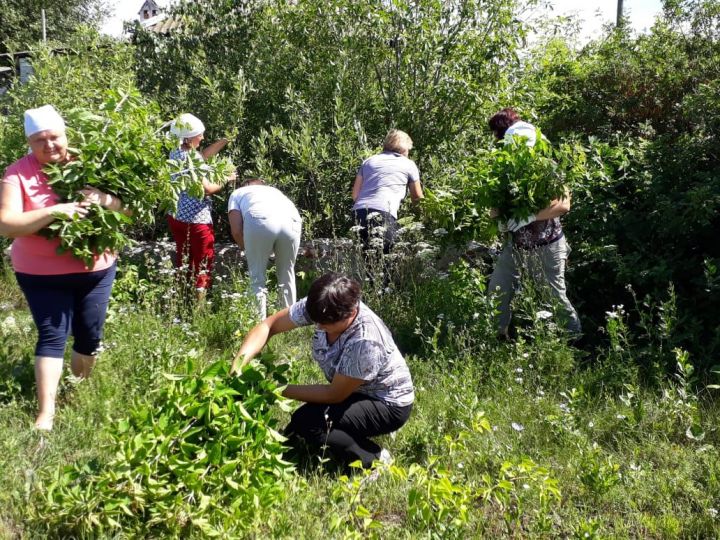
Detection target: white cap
<box><xmin>24</xmin><ymin>105</ymin><xmax>66</xmax><ymax>138</ymax></box>
<box><xmin>170</xmin><ymin>113</ymin><xmax>205</xmax><ymax>139</ymax></box>
<box><xmin>504</xmin><ymin>120</ymin><xmax>537</xmax><ymax>147</ymax></box>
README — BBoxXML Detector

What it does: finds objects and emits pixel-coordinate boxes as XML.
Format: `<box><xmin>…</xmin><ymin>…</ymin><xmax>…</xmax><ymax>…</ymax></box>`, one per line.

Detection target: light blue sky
<box><xmin>102</xmin><ymin>0</ymin><xmax>665</xmax><ymax>39</ymax></box>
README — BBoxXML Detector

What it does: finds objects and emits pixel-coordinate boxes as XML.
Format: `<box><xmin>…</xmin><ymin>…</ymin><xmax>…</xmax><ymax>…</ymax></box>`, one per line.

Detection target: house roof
<box><xmin>142</xmin><ymin>14</ymin><xmax>182</xmax><ymax>34</ymax></box>
<box><xmin>138</xmin><ymin>0</ymin><xmax>161</xmax><ymax>16</ymax></box>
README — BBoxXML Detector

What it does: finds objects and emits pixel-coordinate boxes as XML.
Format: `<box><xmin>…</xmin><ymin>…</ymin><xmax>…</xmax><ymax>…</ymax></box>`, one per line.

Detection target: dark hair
<box><xmin>488</xmin><ymin>108</ymin><xmax>520</xmax><ymax>139</ymax></box>
<box><xmin>241</xmin><ymin>177</ymin><xmax>265</xmax><ymax>187</ymax></box>
<box><xmin>305</xmin><ymin>273</ymin><xmax>361</xmax><ymax>324</ymax></box>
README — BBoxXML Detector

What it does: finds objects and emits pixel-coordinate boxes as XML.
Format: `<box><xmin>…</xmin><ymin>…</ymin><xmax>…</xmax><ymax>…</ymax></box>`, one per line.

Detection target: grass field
<box><xmin>1</xmin><ymin>260</ymin><xmax>719</xmax><ymax>539</ymax></box>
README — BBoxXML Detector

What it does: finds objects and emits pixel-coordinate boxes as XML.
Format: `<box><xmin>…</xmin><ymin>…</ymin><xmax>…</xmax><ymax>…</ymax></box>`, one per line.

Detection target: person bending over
<box><xmin>227</xmin><ymin>178</ymin><xmax>302</xmax><ymax>319</ymax></box>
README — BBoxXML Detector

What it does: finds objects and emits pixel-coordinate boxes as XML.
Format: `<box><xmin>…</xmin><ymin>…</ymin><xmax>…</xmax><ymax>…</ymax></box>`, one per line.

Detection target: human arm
<box><xmin>202</xmin><ymin>178</ymin><xmax>224</xmax><ymax>196</ymax></box>
<box><xmin>351</xmin><ymin>173</ymin><xmax>363</xmax><ymax>202</ymax></box>
<box><xmin>534</xmin><ymin>193</ymin><xmax>571</xmax><ymax>221</ymax></box>
<box><xmin>504</xmin><ymin>192</ymin><xmax>572</xmax><ymax>232</ymax></box>
<box><xmin>0</xmin><ymin>182</ymin><xmax>90</xmax><ymax>238</ymax></box>
<box><xmin>201</xmin><ymin>138</ymin><xmax>229</xmax><ymax>160</ymax></box>
<box><xmin>282</xmin><ymin>373</ymin><xmax>364</xmax><ymax>404</ymax></box>
<box><xmin>230</xmin><ymin>307</ymin><xmax>298</xmax><ymax>374</ymax></box>
<box><xmin>408</xmin><ymin>180</ymin><xmax>424</xmax><ymax>203</ymax></box>
<box><xmin>228</xmin><ymin>209</ymin><xmax>244</xmax><ymax>249</ymax></box>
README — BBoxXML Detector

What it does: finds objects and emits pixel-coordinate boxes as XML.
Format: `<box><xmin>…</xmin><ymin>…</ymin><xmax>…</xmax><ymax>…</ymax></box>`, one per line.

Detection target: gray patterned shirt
<box><xmin>289</xmin><ymin>298</ymin><xmax>415</xmax><ymax>407</ymax></box>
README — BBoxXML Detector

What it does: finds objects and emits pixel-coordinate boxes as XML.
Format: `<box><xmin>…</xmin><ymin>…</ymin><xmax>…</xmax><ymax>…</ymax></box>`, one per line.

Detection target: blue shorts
<box><xmin>15</xmin><ymin>263</ymin><xmax>117</xmax><ymax>358</ymax></box>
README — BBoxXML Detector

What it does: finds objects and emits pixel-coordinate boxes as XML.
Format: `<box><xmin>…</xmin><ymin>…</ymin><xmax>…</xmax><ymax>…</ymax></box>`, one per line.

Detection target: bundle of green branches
<box><xmin>423</xmin><ymin>130</ymin><xmax>587</xmax><ymax>245</ymax></box>
<box><xmin>34</xmin><ymin>356</ymin><xmax>294</xmax><ymax>536</ymax></box>
<box><xmin>43</xmin><ymin>88</ymin><xmax>234</xmax><ymax>266</ymax></box>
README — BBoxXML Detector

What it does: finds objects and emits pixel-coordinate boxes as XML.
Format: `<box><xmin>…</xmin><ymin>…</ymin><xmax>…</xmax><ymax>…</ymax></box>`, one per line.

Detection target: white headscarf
<box><xmin>24</xmin><ymin>105</ymin><xmax>66</xmax><ymax>137</ymax></box>
<box><xmin>170</xmin><ymin>113</ymin><xmax>205</xmax><ymax>139</ymax></box>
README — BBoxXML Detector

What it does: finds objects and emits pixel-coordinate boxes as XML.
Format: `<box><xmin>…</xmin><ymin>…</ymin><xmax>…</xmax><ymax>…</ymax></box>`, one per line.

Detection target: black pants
<box><xmin>353</xmin><ymin>208</ymin><xmax>398</xmax><ymax>255</ymax></box>
<box><xmin>285</xmin><ymin>393</ymin><xmax>412</xmax><ymax>469</ymax></box>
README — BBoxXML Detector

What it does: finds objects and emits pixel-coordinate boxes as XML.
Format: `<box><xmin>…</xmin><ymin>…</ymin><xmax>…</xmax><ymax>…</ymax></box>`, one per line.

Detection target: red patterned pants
<box><xmin>167</xmin><ymin>215</ymin><xmax>215</xmax><ymax>290</ymax></box>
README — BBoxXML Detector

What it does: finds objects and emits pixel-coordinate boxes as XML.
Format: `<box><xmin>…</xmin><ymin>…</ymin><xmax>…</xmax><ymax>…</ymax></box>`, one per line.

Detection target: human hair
<box><xmin>241</xmin><ymin>177</ymin><xmax>266</xmax><ymax>187</ymax></box>
<box><xmin>488</xmin><ymin>108</ymin><xmax>521</xmax><ymax>139</ymax></box>
<box><xmin>382</xmin><ymin>129</ymin><xmax>413</xmax><ymax>154</ymax></box>
<box><xmin>305</xmin><ymin>273</ymin><xmax>361</xmax><ymax>324</ymax></box>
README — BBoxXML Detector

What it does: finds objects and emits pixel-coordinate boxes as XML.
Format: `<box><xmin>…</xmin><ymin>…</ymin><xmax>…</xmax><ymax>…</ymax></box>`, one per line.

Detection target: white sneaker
<box><xmin>378</xmin><ymin>448</ymin><xmax>393</xmax><ymax>465</ymax></box>
<box><xmin>361</xmin><ymin>449</ymin><xmax>393</xmax><ymax>485</ymax></box>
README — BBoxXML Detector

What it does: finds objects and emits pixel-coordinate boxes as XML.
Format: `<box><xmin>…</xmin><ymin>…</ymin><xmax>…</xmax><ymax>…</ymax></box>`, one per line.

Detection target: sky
<box><xmin>101</xmin><ymin>0</ymin><xmax>665</xmax><ymax>41</ymax></box>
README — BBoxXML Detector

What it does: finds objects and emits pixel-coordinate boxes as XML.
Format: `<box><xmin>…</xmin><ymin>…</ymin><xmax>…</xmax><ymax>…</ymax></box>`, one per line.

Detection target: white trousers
<box><xmin>243</xmin><ymin>212</ymin><xmax>302</xmax><ymax>319</ymax></box>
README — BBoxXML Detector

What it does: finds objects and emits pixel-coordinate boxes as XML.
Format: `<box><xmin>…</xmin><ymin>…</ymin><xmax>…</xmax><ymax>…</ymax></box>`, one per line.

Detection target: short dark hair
<box><xmin>488</xmin><ymin>108</ymin><xmax>520</xmax><ymax>139</ymax></box>
<box><xmin>241</xmin><ymin>177</ymin><xmax>265</xmax><ymax>187</ymax></box>
<box><xmin>305</xmin><ymin>273</ymin><xmax>361</xmax><ymax>324</ymax></box>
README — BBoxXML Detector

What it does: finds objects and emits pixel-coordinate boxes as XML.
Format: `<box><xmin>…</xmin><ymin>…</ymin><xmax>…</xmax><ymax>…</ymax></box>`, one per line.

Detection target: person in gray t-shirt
<box><xmin>232</xmin><ymin>272</ymin><xmax>414</xmax><ymax>469</ymax></box>
<box><xmin>352</xmin><ymin>129</ymin><xmax>423</xmax><ymax>255</ymax></box>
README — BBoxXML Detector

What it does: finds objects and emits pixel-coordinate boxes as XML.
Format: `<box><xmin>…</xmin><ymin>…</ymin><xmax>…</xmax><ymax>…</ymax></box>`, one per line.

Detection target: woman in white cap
<box><xmin>167</xmin><ymin>113</ymin><xmax>235</xmax><ymax>297</ymax></box>
<box><xmin>0</xmin><ymin>104</ymin><xmax>124</xmax><ymax>431</ymax></box>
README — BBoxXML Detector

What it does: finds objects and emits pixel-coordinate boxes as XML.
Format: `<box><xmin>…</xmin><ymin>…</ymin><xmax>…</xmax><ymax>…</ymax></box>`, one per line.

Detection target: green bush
<box><xmin>132</xmin><ymin>0</ymin><xmax>527</xmax><ymax>236</ymax></box>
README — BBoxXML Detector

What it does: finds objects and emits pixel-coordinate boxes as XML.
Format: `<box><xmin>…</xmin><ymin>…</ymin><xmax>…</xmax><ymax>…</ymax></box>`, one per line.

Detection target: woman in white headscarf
<box><xmin>167</xmin><ymin>113</ymin><xmax>235</xmax><ymax>296</ymax></box>
<box><xmin>0</xmin><ymin>105</ymin><xmax>124</xmax><ymax>430</ymax></box>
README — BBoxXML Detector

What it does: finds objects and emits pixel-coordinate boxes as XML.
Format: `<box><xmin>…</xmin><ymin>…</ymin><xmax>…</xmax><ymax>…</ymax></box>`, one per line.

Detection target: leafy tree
<box><xmin>131</xmin><ymin>0</ymin><xmax>531</xmax><ymax>236</ymax></box>
<box><xmin>0</xmin><ymin>33</ymin><xmax>137</xmax><ymax>171</ymax></box>
<box><xmin>0</xmin><ymin>0</ymin><xmax>110</xmax><ymax>54</ymax></box>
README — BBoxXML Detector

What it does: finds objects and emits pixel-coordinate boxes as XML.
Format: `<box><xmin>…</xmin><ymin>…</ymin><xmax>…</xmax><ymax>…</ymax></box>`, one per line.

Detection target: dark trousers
<box><xmin>353</xmin><ymin>208</ymin><xmax>398</xmax><ymax>255</ymax></box>
<box><xmin>353</xmin><ymin>208</ymin><xmax>398</xmax><ymax>286</ymax></box>
<box><xmin>15</xmin><ymin>263</ymin><xmax>117</xmax><ymax>357</ymax></box>
<box><xmin>285</xmin><ymin>393</ymin><xmax>412</xmax><ymax>468</ymax></box>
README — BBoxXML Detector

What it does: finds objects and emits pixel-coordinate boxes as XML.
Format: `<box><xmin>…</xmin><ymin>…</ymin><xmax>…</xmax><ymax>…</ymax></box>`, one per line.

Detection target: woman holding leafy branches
<box><xmin>167</xmin><ymin>113</ymin><xmax>235</xmax><ymax>298</ymax></box>
<box><xmin>231</xmin><ymin>272</ymin><xmax>414</xmax><ymax>470</ymax></box>
<box><xmin>487</xmin><ymin>108</ymin><xmax>582</xmax><ymax>338</ymax></box>
<box><xmin>0</xmin><ymin>105</ymin><xmax>125</xmax><ymax>431</ymax></box>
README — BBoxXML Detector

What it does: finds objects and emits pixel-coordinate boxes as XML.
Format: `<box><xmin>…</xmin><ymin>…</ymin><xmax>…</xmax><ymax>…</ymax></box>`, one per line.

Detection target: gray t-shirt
<box><xmin>352</xmin><ymin>152</ymin><xmax>420</xmax><ymax>218</ymax></box>
<box><xmin>288</xmin><ymin>298</ymin><xmax>415</xmax><ymax>407</ymax></box>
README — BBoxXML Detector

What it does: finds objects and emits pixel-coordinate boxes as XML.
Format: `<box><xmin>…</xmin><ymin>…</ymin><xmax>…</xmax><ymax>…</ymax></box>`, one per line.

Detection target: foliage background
<box><xmin>0</xmin><ymin>0</ymin><xmax>719</xmax><ymax>535</ymax></box>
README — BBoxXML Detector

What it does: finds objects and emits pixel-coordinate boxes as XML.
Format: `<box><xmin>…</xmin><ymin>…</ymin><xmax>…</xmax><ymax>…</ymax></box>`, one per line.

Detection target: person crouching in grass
<box><xmin>231</xmin><ymin>272</ymin><xmax>414</xmax><ymax>469</ymax></box>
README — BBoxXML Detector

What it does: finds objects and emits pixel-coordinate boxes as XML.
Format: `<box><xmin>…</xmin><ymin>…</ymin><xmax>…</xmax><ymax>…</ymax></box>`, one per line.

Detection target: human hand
<box><xmin>79</xmin><ymin>186</ymin><xmax>112</xmax><ymax>208</ymax></box>
<box><xmin>505</xmin><ymin>214</ymin><xmax>536</xmax><ymax>232</ymax></box>
<box><xmin>53</xmin><ymin>201</ymin><xmax>91</xmax><ymax>219</ymax></box>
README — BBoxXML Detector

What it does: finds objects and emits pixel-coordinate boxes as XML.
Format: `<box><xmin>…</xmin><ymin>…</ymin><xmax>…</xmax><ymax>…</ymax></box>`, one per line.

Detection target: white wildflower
<box><xmin>2</xmin><ymin>315</ymin><xmax>18</xmax><ymax>332</ymax></box>
<box><xmin>511</xmin><ymin>422</ymin><xmax>524</xmax><ymax>432</ymax></box>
